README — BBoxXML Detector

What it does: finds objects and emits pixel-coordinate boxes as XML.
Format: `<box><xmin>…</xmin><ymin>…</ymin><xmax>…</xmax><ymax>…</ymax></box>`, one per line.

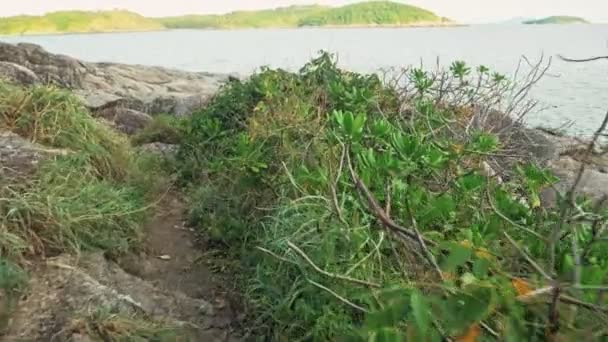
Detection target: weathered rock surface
<box><xmin>520</xmin><ymin>128</ymin><xmax>608</xmax><ymax>206</ymax></box>
<box><xmin>0</xmin><ymin>42</ymin><xmax>229</xmax><ymax>116</ymax></box>
<box><xmin>4</xmin><ymin>253</ymin><xmax>237</xmax><ymax>341</ymax></box>
<box><xmin>95</xmin><ymin>106</ymin><xmax>153</xmax><ymax>135</ymax></box>
<box><xmin>0</xmin><ymin>131</ymin><xmax>68</xmax><ymax>181</ymax></box>
<box><xmin>0</xmin><ymin>61</ymin><xmax>40</xmax><ymax>85</ymax></box>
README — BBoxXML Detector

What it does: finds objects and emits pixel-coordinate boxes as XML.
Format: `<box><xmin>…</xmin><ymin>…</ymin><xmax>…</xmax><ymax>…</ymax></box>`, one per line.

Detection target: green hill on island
<box><xmin>159</xmin><ymin>5</ymin><xmax>327</xmax><ymax>29</ymax></box>
<box><xmin>161</xmin><ymin>1</ymin><xmax>448</xmax><ymax>29</ymax></box>
<box><xmin>523</xmin><ymin>16</ymin><xmax>589</xmax><ymax>24</ymax></box>
<box><xmin>163</xmin><ymin>1</ymin><xmax>447</xmax><ymax>29</ymax></box>
<box><xmin>0</xmin><ymin>10</ymin><xmax>164</xmax><ymax>35</ymax></box>
<box><xmin>0</xmin><ymin>2</ymin><xmax>451</xmax><ymax>35</ymax></box>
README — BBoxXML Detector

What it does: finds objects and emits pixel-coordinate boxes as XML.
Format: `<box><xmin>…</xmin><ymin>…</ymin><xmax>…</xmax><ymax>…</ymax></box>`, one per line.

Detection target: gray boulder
<box><xmin>0</xmin><ymin>61</ymin><xmax>40</xmax><ymax>85</ymax></box>
<box><xmin>94</xmin><ymin>107</ymin><xmax>153</xmax><ymax>135</ymax></box>
<box><xmin>0</xmin><ymin>42</ymin><xmax>229</xmax><ymax>116</ymax></box>
<box><xmin>0</xmin><ymin>131</ymin><xmax>69</xmax><ymax>181</ymax></box>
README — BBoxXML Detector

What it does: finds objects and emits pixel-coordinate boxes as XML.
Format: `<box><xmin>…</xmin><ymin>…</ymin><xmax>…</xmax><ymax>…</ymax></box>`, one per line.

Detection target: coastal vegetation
<box><xmin>0</xmin><ymin>2</ymin><xmax>449</xmax><ymax>35</ymax></box>
<box><xmin>0</xmin><ymin>82</ymin><xmax>171</xmax><ymax>336</ymax></box>
<box><xmin>523</xmin><ymin>16</ymin><xmax>589</xmax><ymax>24</ymax></box>
<box><xmin>176</xmin><ymin>53</ymin><xmax>608</xmax><ymax>340</ymax></box>
<box><xmin>1</xmin><ymin>41</ymin><xmax>608</xmax><ymax>340</ymax></box>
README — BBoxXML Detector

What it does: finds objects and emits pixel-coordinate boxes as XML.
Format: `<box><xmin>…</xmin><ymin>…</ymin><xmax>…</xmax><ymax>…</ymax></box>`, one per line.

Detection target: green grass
<box><xmin>131</xmin><ymin>114</ymin><xmax>185</xmax><ymax>146</ymax></box>
<box><xmin>523</xmin><ymin>16</ymin><xmax>589</xmax><ymax>24</ymax></box>
<box><xmin>162</xmin><ymin>1</ymin><xmax>446</xmax><ymax>29</ymax></box>
<box><xmin>69</xmin><ymin>309</ymin><xmax>193</xmax><ymax>341</ymax></box>
<box><xmin>0</xmin><ymin>82</ymin><xmax>169</xmax><ymax>331</ymax></box>
<box><xmin>0</xmin><ymin>10</ymin><xmax>163</xmax><ymax>35</ymax></box>
<box><xmin>178</xmin><ymin>53</ymin><xmax>608</xmax><ymax>340</ymax></box>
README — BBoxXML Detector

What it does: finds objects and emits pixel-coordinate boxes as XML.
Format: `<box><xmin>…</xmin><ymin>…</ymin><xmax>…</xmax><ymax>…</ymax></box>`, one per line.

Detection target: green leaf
<box><xmin>472</xmin><ymin>258</ymin><xmax>490</xmax><ymax>278</ymax></box>
<box><xmin>353</xmin><ymin>112</ymin><xmax>367</xmax><ymax>137</ymax></box>
<box><xmin>443</xmin><ymin>243</ymin><xmax>472</xmax><ymax>272</ymax></box>
<box><xmin>410</xmin><ymin>290</ymin><xmax>431</xmax><ymax>338</ymax></box>
<box><xmin>343</xmin><ymin>111</ymin><xmax>354</xmax><ymax>136</ymax></box>
<box><xmin>369</xmin><ymin>328</ymin><xmax>407</xmax><ymax>342</ymax></box>
<box><xmin>457</xmin><ymin>173</ymin><xmax>485</xmax><ymax>192</ymax></box>
<box><xmin>442</xmin><ymin>286</ymin><xmax>494</xmax><ymax>334</ymax></box>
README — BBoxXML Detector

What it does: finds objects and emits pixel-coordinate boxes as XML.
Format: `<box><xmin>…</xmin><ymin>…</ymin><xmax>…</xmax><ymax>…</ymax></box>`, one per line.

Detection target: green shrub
<box><xmin>131</xmin><ymin>114</ymin><xmax>185</xmax><ymax>146</ymax></box>
<box><xmin>178</xmin><ymin>52</ymin><xmax>608</xmax><ymax>340</ymax></box>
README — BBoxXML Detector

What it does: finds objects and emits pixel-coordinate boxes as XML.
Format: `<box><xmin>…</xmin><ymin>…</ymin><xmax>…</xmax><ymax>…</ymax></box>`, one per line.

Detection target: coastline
<box><xmin>0</xmin><ymin>22</ymin><xmax>465</xmax><ymax>37</ymax></box>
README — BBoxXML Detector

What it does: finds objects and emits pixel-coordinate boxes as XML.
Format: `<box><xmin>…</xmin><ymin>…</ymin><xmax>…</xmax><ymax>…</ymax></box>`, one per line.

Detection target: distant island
<box><xmin>161</xmin><ymin>2</ymin><xmax>452</xmax><ymax>29</ymax></box>
<box><xmin>0</xmin><ymin>10</ymin><xmax>163</xmax><ymax>35</ymax></box>
<box><xmin>0</xmin><ymin>2</ymin><xmax>455</xmax><ymax>36</ymax></box>
<box><xmin>523</xmin><ymin>16</ymin><xmax>589</xmax><ymax>24</ymax></box>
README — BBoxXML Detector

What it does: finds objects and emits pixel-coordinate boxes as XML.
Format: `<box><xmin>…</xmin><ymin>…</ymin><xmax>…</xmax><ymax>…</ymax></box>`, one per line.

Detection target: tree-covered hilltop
<box><xmin>0</xmin><ymin>2</ymin><xmax>452</xmax><ymax>35</ymax></box>
<box><xmin>0</xmin><ymin>10</ymin><xmax>164</xmax><ymax>35</ymax></box>
<box><xmin>159</xmin><ymin>5</ymin><xmax>327</xmax><ymax>29</ymax></box>
<box><xmin>523</xmin><ymin>16</ymin><xmax>589</xmax><ymax>24</ymax></box>
<box><xmin>161</xmin><ymin>1</ymin><xmax>450</xmax><ymax>29</ymax></box>
<box><xmin>299</xmin><ymin>1</ymin><xmax>446</xmax><ymax>27</ymax></box>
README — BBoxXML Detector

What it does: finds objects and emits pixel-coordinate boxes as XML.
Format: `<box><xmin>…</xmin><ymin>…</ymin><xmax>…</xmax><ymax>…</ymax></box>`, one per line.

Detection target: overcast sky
<box><xmin>2</xmin><ymin>0</ymin><xmax>608</xmax><ymax>23</ymax></box>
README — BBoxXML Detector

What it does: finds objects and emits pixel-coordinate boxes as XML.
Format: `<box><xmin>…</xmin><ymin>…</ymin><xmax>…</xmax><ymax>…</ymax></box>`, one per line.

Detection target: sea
<box><xmin>1</xmin><ymin>24</ymin><xmax>607</xmax><ymax>135</ymax></box>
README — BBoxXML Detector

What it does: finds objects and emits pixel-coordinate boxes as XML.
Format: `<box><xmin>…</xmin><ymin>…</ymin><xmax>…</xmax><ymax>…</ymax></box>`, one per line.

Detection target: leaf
<box><xmin>472</xmin><ymin>258</ymin><xmax>490</xmax><ymax>278</ymax></box>
<box><xmin>343</xmin><ymin>111</ymin><xmax>354</xmax><ymax>136</ymax></box>
<box><xmin>511</xmin><ymin>278</ymin><xmax>532</xmax><ymax>296</ymax></box>
<box><xmin>353</xmin><ymin>112</ymin><xmax>367</xmax><ymax>136</ymax></box>
<box><xmin>411</xmin><ymin>290</ymin><xmax>431</xmax><ymax>338</ymax></box>
<box><xmin>369</xmin><ymin>328</ymin><xmax>407</xmax><ymax>342</ymax></box>
<box><xmin>454</xmin><ymin>324</ymin><xmax>480</xmax><ymax>342</ymax></box>
<box><xmin>442</xmin><ymin>286</ymin><xmax>495</xmax><ymax>333</ymax></box>
<box><xmin>458</xmin><ymin>174</ymin><xmax>485</xmax><ymax>192</ymax></box>
<box><xmin>443</xmin><ymin>243</ymin><xmax>472</xmax><ymax>272</ymax></box>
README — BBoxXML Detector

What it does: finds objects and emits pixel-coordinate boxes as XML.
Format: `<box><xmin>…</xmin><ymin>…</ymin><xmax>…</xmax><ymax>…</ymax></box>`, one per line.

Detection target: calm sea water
<box><xmin>1</xmin><ymin>25</ymin><xmax>607</xmax><ymax>135</ymax></box>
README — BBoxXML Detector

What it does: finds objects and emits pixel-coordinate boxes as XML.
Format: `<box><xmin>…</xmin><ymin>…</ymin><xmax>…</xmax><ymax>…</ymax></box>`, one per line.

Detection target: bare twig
<box><xmin>553</xmin><ymin>110</ymin><xmax>608</xmax><ymax>274</ymax></box>
<box><xmin>256</xmin><ymin>246</ymin><xmax>297</xmax><ymax>265</ymax></box>
<box><xmin>345</xmin><ymin>152</ymin><xmax>436</xmax><ymax>247</ymax></box>
<box><xmin>405</xmin><ymin>196</ymin><xmax>445</xmax><ymax>281</ymax></box>
<box><xmin>558</xmin><ymin>55</ymin><xmax>608</xmax><ymax>63</ymax></box>
<box><xmin>504</xmin><ymin>232</ymin><xmax>552</xmax><ymax>281</ymax></box>
<box><xmin>287</xmin><ymin>241</ymin><xmax>381</xmax><ymax>288</ymax></box>
<box><xmin>308</xmin><ymin>279</ymin><xmax>369</xmax><ymax>313</ymax></box>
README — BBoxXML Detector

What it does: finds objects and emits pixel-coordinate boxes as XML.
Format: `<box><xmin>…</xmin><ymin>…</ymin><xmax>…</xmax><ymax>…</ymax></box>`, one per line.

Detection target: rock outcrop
<box><xmin>4</xmin><ymin>253</ymin><xmax>235</xmax><ymax>341</ymax></box>
<box><xmin>95</xmin><ymin>106</ymin><xmax>153</xmax><ymax>135</ymax></box>
<box><xmin>0</xmin><ymin>42</ymin><xmax>229</xmax><ymax>116</ymax></box>
<box><xmin>521</xmin><ymin>128</ymin><xmax>608</xmax><ymax>206</ymax></box>
<box><xmin>0</xmin><ymin>131</ymin><xmax>69</xmax><ymax>181</ymax></box>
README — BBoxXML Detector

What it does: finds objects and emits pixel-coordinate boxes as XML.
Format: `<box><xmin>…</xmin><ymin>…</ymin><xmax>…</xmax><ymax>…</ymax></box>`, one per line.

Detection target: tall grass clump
<box><xmin>179</xmin><ymin>52</ymin><xmax>608</xmax><ymax>341</ymax></box>
<box><xmin>0</xmin><ymin>81</ymin><xmax>161</xmax><ymax>273</ymax></box>
<box><xmin>0</xmin><ymin>82</ymin><xmax>130</xmax><ymax>179</ymax></box>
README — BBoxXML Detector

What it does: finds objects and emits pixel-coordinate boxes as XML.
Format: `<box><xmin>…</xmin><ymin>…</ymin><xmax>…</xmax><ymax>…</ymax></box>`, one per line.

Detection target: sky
<box><xmin>2</xmin><ymin>0</ymin><xmax>608</xmax><ymax>24</ymax></box>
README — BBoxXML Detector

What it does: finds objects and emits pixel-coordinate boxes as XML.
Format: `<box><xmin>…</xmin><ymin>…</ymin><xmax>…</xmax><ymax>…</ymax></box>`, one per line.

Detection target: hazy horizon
<box><xmin>2</xmin><ymin>0</ymin><xmax>608</xmax><ymax>24</ymax></box>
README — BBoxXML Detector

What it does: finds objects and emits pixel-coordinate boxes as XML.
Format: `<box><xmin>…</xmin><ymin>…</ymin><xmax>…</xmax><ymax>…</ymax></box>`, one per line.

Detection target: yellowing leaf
<box><xmin>455</xmin><ymin>324</ymin><xmax>481</xmax><ymax>342</ymax></box>
<box><xmin>451</xmin><ymin>143</ymin><xmax>465</xmax><ymax>154</ymax></box>
<box><xmin>511</xmin><ymin>278</ymin><xmax>532</xmax><ymax>296</ymax></box>
<box><xmin>442</xmin><ymin>271</ymin><xmax>457</xmax><ymax>281</ymax></box>
<box><xmin>459</xmin><ymin>240</ymin><xmax>473</xmax><ymax>249</ymax></box>
<box><xmin>474</xmin><ymin>248</ymin><xmax>492</xmax><ymax>260</ymax></box>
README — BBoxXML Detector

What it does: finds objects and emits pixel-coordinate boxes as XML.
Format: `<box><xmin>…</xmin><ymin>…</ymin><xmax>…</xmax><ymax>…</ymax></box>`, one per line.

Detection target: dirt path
<box><xmin>117</xmin><ymin>192</ymin><xmax>244</xmax><ymax>341</ymax></box>
<box><xmin>3</xmin><ymin>192</ymin><xmax>245</xmax><ymax>341</ymax></box>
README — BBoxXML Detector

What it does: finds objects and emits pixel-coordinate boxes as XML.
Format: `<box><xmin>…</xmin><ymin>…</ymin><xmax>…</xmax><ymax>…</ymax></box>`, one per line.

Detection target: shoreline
<box><xmin>0</xmin><ymin>22</ymin><xmax>467</xmax><ymax>37</ymax></box>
